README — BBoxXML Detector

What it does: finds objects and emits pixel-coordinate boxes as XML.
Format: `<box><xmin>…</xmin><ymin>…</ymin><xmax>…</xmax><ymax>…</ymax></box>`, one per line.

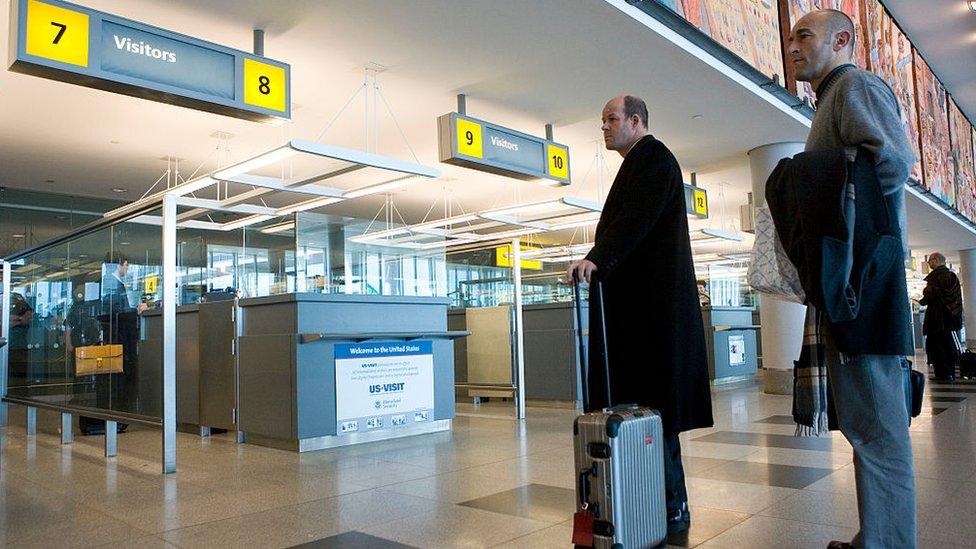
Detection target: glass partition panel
<box><xmin>295</xmin><ymin>212</ymin><xmax>447</xmax><ymax>297</ymax></box>
<box><xmin>7</xmin><ymin>240</ymin><xmax>74</xmax><ymax>403</ymax></box>
<box><xmin>5</xmin><ymin>210</ymin><xmax>169</xmax><ymax>421</ymax></box>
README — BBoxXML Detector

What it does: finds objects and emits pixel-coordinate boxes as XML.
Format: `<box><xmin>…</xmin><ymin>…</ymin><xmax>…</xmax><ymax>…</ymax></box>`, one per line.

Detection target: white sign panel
<box><xmin>728</xmin><ymin>335</ymin><xmax>746</xmax><ymax>366</ymax></box>
<box><xmin>335</xmin><ymin>340</ymin><xmax>434</xmax><ymax>435</ymax></box>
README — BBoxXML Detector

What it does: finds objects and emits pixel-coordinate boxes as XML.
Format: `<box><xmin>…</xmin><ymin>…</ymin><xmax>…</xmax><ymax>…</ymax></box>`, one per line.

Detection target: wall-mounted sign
<box><xmin>684</xmin><ymin>184</ymin><xmax>708</xmax><ymax>218</ymax></box>
<box><xmin>8</xmin><ymin>0</ymin><xmax>290</xmax><ymax>122</ymax></box>
<box><xmin>143</xmin><ymin>274</ymin><xmax>158</xmax><ymax>294</ymax></box>
<box><xmin>728</xmin><ymin>335</ymin><xmax>745</xmax><ymax>366</ymax></box>
<box><xmin>438</xmin><ymin>112</ymin><xmax>571</xmax><ymax>185</ymax></box>
<box><xmin>495</xmin><ymin>244</ymin><xmax>543</xmax><ymax>271</ymax></box>
<box><xmin>334</xmin><ymin>341</ymin><xmax>434</xmax><ymax>435</ymax></box>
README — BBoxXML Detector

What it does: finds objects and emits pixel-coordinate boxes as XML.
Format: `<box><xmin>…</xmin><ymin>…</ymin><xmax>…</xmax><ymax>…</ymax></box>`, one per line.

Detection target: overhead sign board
<box><xmin>438</xmin><ymin>112</ymin><xmax>571</xmax><ymax>185</ymax></box>
<box><xmin>684</xmin><ymin>184</ymin><xmax>708</xmax><ymax>218</ymax></box>
<box><xmin>495</xmin><ymin>244</ymin><xmax>543</xmax><ymax>271</ymax></box>
<box><xmin>334</xmin><ymin>341</ymin><xmax>435</xmax><ymax>435</ymax></box>
<box><xmin>8</xmin><ymin>0</ymin><xmax>290</xmax><ymax>121</ymax></box>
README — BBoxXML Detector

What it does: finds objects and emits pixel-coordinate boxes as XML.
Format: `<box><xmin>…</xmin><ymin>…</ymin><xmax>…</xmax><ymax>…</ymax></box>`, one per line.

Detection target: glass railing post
<box><xmin>161</xmin><ymin>194</ymin><xmax>177</xmax><ymax>474</ymax></box>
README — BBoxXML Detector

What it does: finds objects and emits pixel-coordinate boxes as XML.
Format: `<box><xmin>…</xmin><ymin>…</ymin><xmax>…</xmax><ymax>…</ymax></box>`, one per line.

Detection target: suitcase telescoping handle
<box><xmin>572</xmin><ymin>273</ymin><xmax>612</xmax><ymax>410</ymax></box>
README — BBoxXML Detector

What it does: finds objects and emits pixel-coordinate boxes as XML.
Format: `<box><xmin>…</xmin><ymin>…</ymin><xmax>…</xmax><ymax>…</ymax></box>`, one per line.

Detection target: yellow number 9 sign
<box><xmin>25</xmin><ymin>0</ymin><xmax>89</xmax><ymax>67</ymax></box>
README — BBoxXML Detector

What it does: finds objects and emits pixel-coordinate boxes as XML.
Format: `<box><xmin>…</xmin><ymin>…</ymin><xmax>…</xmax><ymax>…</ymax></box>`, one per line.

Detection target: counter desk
<box><xmin>236</xmin><ymin>293</ymin><xmax>466</xmax><ymax>452</ymax></box>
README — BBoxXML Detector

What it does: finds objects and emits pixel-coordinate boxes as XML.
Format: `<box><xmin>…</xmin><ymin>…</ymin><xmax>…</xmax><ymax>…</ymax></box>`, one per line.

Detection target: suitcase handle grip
<box><xmin>573</xmin><ymin>276</ymin><xmax>612</xmax><ymax>410</ymax></box>
<box><xmin>578</xmin><ymin>464</ymin><xmax>595</xmax><ymax>506</ymax></box>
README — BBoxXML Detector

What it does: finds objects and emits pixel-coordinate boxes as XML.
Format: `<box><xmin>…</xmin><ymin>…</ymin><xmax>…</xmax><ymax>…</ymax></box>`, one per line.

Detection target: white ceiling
<box><xmin>0</xmin><ymin>0</ymin><xmax>972</xmax><ymax>254</ymax></box>
<box><xmin>882</xmin><ymin>0</ymin><xmax>976</xmax><ymax>124</ymax></box>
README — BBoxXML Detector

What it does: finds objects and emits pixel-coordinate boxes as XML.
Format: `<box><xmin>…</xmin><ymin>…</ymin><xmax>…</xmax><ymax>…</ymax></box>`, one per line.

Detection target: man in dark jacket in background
<box><xmin>567</xmin><ymin>95</ymin><xmax>713</xmax><ymax>535</ymax></box>
<box><xmin>788</xmin><ymin>9</ymin><xmax>917</xmax><ymax>549</ymax></box>
<box><xmin>921</xmin><ymin>252</ymin><xmax>963</xmax><ymax>382</ymax></box>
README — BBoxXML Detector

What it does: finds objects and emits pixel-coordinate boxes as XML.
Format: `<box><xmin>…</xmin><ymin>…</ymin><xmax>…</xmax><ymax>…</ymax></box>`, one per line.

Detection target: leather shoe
<box><xmin>667</xmin><ymin>502</ymin><xmax>690</xmax><ymax>534</ymax></box>
<box><xmin>826</xmin><ymin>542</ymin><xmax>854</xmax><ymax>549</ymax></box>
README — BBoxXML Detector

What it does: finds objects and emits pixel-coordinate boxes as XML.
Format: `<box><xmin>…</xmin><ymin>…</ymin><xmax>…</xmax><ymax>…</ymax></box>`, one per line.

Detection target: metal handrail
<box><xmin>2</xmin><ymin>396</ymin><xmax>162</xmax><ymax>427</ymax></box>
<box><xmin>3</xmin><ymin>194</ymin><xmax>164</xmax><ymax>262</ymax></box>
<box><xmin>300</xmin><ymin>331</ymin><xmax>470</xmax><ymax>344</ymax></box>
<box><xmin>454</xmin><ymin>383</ymin><xmax>517</xmax><ymax>391</ymax></box>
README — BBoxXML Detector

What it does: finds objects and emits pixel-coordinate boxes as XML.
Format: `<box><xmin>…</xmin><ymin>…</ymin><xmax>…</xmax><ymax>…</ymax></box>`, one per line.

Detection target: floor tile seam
<box><xmin>66</xmin><ymin>497</ymin><xmax>161</xmax><ymax>541</ymax></box>
<box><xmin>484</xmin><ymin>518</ymin><xmax>573</xmax><ymax>548</ymax></box>
<box><xmin>118</xmin><ymin>479</ymin><xmax>381</xmax><ymax>535</ymax></box>
<box><xmin>153</xmin><ymin>487</ymin><xmax>396</xmax><ymax>540</ymax></box>
<box><xmin>751</xmin><ymin>496</ymin><xmax>860</xmax><ymax>529</ymax></box>
<box><xmin>371</xmin><ymin>455</ymin><xmax>519</xmax><ymax>480</ymax></box>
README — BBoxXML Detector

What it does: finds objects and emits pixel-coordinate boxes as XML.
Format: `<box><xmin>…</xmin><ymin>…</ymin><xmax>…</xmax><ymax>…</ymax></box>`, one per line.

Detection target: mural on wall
<box><xmin>949</xmin><ymin>99</ymin><xmax>976</xmax><ymax>221</ymax></box>
<box><xmin>786</xmin><ymin>0</ymin><xmax>869</xmax><ymax>102</ymax></box>
<box><xmin>914</xmin><ymin>52</ymin><xmax>956</xmax><ymax>206</ymax></box>
<box><xmin>656</xmin><ymin>0</ymin><xmax>785</xmax><ymax>83</ymax></box>
<box><xmin>862</xmin><ymin>0</ymin><xmax>922</xmax><ymax>182</ymax></box>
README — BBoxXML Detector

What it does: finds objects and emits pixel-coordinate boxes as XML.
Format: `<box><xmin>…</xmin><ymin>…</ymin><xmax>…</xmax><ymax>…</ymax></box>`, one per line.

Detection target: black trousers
<box><xmin>664</xmin><ymin>433</ymin><xmax>688</xmax><ymax>513</ymax></box>
<box><xmin>926</xmin><ymin>331</ymin><xmax>958</xmax><ymax>379</ymax></box>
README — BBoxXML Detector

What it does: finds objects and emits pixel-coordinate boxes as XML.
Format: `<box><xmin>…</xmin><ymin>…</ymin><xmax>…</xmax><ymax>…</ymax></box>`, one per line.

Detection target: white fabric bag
<box><xmin>747</xmin><ymin>206</ymin><xmax>806</xmax><ymax>303</ymax></box>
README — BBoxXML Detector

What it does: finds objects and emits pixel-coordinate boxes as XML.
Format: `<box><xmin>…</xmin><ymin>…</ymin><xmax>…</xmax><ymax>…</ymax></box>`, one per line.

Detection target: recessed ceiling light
<box><xmin>970</xmin><ymin>0</ymin><xmax>976</xmax><ymax>12</ymax></box>
<box><xmin>79</xmin><ymin>254</ymin><xmax>88</xmax><ymax>258</ymax></box>
<box><xmin>691</xmin><ymin>114</ymin><xmax>704</xmax><ymax>120</ymax></box>
<box><xmin>120</xmin><ymin>241</ymin><xmax>130</xmax><ymax>245</ymax></box>
<box><xmin>12</xmin><ymin>234</ymin><xmax>25</xmax><ymax>238</ymax></box>
<box><xmin>111</xmin><ymin>187</ymin><xmax>127</xmax><ymax>193</ymax></box>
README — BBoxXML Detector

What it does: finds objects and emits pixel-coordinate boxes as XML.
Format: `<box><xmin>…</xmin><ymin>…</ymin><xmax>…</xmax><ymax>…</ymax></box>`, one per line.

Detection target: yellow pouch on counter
<box><xmin>74</xmin><ymin>344</ymin><xmax>123</xmax><ymax>375</ymax></box>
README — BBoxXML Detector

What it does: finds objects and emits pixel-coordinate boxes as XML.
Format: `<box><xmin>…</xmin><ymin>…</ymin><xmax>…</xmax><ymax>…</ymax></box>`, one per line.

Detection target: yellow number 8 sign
<box><xmin>25</xmin><ymin>0</ymin><xmax>89</xmax><ymax>68</ymax></box>
<box><xmin>243</xmin><ymin>58</ymin><xmax>287</xmax><ymax>113</ymax></box>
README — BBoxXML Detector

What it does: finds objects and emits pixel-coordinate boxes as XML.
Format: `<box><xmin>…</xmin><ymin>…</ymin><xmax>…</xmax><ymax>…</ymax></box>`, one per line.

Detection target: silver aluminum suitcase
<box><xmin>572</xmin><ymin>278</ymin><xmax>667</xmax><ymax>548</ymax></box>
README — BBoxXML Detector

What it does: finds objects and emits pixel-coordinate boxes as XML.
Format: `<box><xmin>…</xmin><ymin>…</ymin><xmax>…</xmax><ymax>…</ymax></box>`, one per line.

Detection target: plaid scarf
<box><xmin>792</xmin><ymin>305</ymin><xmax>830</xmax><ymax>436</ymax></box>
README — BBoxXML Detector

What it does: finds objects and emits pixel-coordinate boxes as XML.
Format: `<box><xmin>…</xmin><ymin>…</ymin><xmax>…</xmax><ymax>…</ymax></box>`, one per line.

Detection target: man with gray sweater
<box><xmin>788</xmin><ymin>10</ymin><xmax>916</xmax><ymax>549</ymax></box>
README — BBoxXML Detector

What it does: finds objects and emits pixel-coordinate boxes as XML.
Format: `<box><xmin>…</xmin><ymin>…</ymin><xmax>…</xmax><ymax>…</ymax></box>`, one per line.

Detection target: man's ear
<box><xmin>834</xmin><ymin>30</ymin><xmax>852</xmax><ymax>53</ymax></box>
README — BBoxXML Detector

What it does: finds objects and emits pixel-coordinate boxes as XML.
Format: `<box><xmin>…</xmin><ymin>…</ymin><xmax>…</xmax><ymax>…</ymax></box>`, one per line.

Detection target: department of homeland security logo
<box><xmin>374</xmin><ymin>400</ymin><xmax>382</xmax><ymax>409</ymax></box>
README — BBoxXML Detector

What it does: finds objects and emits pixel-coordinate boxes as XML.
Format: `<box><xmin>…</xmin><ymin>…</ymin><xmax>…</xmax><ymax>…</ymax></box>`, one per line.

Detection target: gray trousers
<box><xmin>826</xmin><ymin>338</ymin><xmax>917</xmax><ymax>548</ymax></box>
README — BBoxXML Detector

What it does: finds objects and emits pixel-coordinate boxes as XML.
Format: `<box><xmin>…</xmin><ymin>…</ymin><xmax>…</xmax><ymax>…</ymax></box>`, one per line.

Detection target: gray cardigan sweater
<box><xmin>806</xmin><ymin>67</ymin><xmax>916</xmax><ymax>256</ymax></box>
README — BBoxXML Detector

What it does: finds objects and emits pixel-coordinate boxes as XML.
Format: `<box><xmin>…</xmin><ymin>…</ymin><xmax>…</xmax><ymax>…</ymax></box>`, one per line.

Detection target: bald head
<box><xmin>820</xmin><ymin>10</ymin><xmax>856</xmax><ymax>54</ymax></box>
<box><xmin>788</xmin><ymin>9</ymin><xmax>856</xmax><ymax>88</ymax></box>
<box><xmin>928</xmin><ymin>252</ymin><xmax>946</xmax><ymax>268</ymax></box>
<box><xmin>601</xmin><ymin>94</ymin><xmax>650</xmax><ymax>156</ymax></box>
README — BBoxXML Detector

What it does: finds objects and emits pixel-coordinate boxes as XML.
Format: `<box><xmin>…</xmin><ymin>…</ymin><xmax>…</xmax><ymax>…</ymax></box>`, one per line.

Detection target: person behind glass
<box><xmin>788</xmin><ymin>10</ymin><xmax>917</xmax><ymax>549</ymax></box>
<box><xmin>99</xmin><ymin>251</ymin><xmax>147</xmax><ymax>419</ymax></box>
<box><xmin>566</xmin><ymin>95</ymin><xmax>713</xmax><ymax>535</ymax></box>
<box><xmin>921</xmin><ymin>252</ymin><xmax>962</xmax><ymax>382</ymax></box>
<box><xmin>7</xmin><ymin>293</ymin><xmax>34</xmax><ymax>385</ymax></box>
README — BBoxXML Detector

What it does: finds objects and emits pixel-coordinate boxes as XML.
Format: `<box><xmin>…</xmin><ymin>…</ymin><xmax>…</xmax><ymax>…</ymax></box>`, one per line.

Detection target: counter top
<box><xmin>239</xmin><ymin>293</ymin><xmax>451</xmax><ymax>307</ymax></box>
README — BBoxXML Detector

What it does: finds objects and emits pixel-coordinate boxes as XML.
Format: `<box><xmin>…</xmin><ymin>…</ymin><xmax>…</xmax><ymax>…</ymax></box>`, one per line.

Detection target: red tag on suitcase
<box><xmin>572</xmin><ymin>508</ymin><xmax>595</xmax><ymax>547</ymax></box>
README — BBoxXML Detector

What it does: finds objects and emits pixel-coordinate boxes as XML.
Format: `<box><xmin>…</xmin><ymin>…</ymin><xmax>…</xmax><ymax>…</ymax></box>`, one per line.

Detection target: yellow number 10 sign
<box><xmin>25</xmin><ymin>0</ymin><xmax>89</xmax><ymax>67</ymax></box>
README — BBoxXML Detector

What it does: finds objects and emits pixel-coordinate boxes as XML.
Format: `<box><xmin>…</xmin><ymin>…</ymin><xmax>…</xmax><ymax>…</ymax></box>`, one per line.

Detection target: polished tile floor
<box><xmin>1</xmin><ymin>372</ymin><xmax>974</xmax><ymax>548</ymax></box>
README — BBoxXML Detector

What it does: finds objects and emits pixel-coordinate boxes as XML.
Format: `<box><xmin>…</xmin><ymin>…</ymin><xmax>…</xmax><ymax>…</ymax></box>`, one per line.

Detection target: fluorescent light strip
<box><xmin>483</xmin><ymin>200</ymin><xmax>565</xmax><ymax>217</ymax></box>
<box><xmin>342</xmin><ymin>175</ymin><xmax>417</xmax><ymax>199</ymax></box>
<box><xmin>260</xmin><ymin>221</ymin><xmax>296</xmax><ymax>234</ymax></box>
<box><xmin>276</xmin><ymin>197</ymin><xmax>344</xmax><ymax>216</ymax></box>
<box><xmin>549</xmin><ymin>218</ymin><xmax>600</xmax><ymax>231</ymax></box>
<box><xmin>213</xmin><ymin>147</ymin><xmax>297</xmax><ymax>180</ymax></box>
<box><xmin>220</xmin><ymin>215</ymin><xmax>275</xmax><ymax>231</ymax></box>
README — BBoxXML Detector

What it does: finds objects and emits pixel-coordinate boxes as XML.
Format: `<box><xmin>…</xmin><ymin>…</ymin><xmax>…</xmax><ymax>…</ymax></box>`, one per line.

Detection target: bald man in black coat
<box><xmin>568</xmin><ymin>95</ymin><xmax>713</xmax><ymax>534</ymax></box>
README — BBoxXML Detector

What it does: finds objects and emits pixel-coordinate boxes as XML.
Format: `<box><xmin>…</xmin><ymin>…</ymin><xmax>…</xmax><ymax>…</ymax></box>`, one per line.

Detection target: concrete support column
<box><xmin>749</xmin><ymin>143</ymin><xmax>808</xmax><ymax>395</ymax></box>
<box><xmin>959</xmin><ymin>249</ymin><xmax>976</xmax><ymax>348</ymax></box>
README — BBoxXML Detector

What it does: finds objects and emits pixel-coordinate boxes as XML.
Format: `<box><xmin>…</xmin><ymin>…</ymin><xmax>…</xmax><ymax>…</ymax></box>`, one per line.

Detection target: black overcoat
<box><xmin>584</xmin><ymin>135</ymin><xmax>713</xmax><ymax>435</ymax></box>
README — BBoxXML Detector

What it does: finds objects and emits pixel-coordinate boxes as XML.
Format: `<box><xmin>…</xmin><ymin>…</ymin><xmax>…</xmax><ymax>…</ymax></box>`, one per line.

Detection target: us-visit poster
<box><xmin>656</xmin><ymin>0</ymin><xmax>784</xmax><ymax>83</ymax></box>
<box><xmin>787</xmin><ymin>0</ymin><xmax>869</xmax><ymax>103</ymax></box>
<box><xmin>949</xmin><ymin>98</ymin><xmax>976</xmax><ymax>221</ymax></box>
<box><xmin>862</xmin><ymin>0</ymin><xmax>922</xmax><ymax>182</ymax></box>
<box><xmin>914</xmin><ymin>52</ymin><xmax>956</xmax><ymax>206</ymax></box>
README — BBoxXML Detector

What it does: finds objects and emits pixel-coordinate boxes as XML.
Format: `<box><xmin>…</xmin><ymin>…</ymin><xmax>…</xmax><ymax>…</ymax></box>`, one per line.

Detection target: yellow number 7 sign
<box><xmin>25</xmin><ymin>0</ymin><xmax>90</xmax><ymax>67</ymax></box>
